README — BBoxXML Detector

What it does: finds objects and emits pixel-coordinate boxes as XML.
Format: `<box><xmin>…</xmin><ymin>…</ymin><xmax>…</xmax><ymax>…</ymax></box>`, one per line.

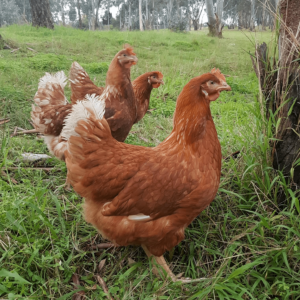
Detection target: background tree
<box><xmin>205</xmin><ymin>0</ymin><xmax>224</xmax><ymax>37</ymax></box>
<box><xmin>0</xmin><ymin>0</ymin><xmax>21</xmax><ymax>26</ymax></box>
<box><xmin>29</xmin><ymin>0</ymin><xmax>54</xmax><ymax>29</ymax></box>
<box><xmin>138</xmin><ymin>0</ymin><xmax>143</xmax><ymax>31</ymax></box>
<box><xmin>252</xmin><ymin>0</ymin><xmax>300</xmax><ymax>187</ymax></box>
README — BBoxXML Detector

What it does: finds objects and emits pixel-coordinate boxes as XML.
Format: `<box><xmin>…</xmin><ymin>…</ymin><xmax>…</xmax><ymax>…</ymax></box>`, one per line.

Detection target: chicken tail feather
<box><xmin>69</xmin><ymin>62</ymin><xmax>104</xmax><ymax>104</ymax></box>
<box><xmin>62</xmin><ymin>94</ymin><xmax>106</xmax><ymax>141</ymax></box>
<box><xmin>31</xmin><ymin>71</ymin><xmax>71</xmax><ymax>160</ymax></box>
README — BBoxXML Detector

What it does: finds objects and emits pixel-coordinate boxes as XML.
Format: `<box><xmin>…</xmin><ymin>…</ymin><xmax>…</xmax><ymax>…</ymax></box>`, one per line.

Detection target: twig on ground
<box><xmin>28</xmin><ymin>120</ymin><xmax>35</xmax><ymax>128</ymax></box>
<box><xmin>139</xmin><ymin>136</ymin><xmax>149</xmax><ymax>143</ymax></box>
<box><xmin>156</xmin><ymin>125</ymin><xmax>164</xmax><ymax>130</ymax></box>
<box><xmin>71</xmin><ymin>274</ymin><xmax>85</xmax><ymax>300</ymax></box>
<box><xmin>0</xmin><ymin>118</ymin><xmax>10</xmax><ymax>125</ymax></box>
<box><xmin>10</xmin><ymin>48</ymin><xmax>20</xmax><ymax>53</ymax></box>
<box><xmin>95</xmin><ymin>275</ymin><xmax>114</xmax><ymax>300</ymax></box>
<box><xmin>147</xmin><ymin>108</ymin><xmax>156</xmax><ymax>113</ymax></box>
<box><xmin>91</xmin><ymin>243</ymin><xmax>115</xmax><ymax>250</ymax></box>
<box><xmin>2</xmin><ymin>167</ymin><xmax>54</xmax><ymax>172</ymax></box>
<box><xmin>11</xmin><ymin>129</ymin><xmax>40</xmax><ymax>137</ymax></box>
<box><xmin>1</xmin><ymin>170</ymin><xmax>18</xmax><ymax>184</ymax></box>
<box><xmin>27</xmin><ymin>47</ymin><xmax>37</xmax><ymax>52</ymax></box>
<box><xmin>223</xmin><ymin>150</ymin><xmax>241</xmax><ymax>161</ymax></box>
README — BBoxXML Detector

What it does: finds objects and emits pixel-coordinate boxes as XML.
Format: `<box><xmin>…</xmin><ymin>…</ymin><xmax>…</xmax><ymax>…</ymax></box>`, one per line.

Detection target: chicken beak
<box><xmin>128</xmin><ymin>55</ymin><xmax>138</xmax><ymax>65</ymax></box>
<box><xmin>159</xmin><ymin>79</ymin><xmax>164</xmax><ymax>85</ymax></box>
<box><xmin>217</xmin><ymin>83</ymin><xmax>231</xmax><ymax>92</ymax></box>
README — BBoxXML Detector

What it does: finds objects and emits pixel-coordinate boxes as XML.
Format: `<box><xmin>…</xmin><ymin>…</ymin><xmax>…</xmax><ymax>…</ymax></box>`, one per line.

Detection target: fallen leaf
<box><xmin>139</xmin><ymin>136</ymin><xmax>149</xmax><ymax>143</ymax></box>
<box><xmin>128</xmin><ymin>257</ymin><xmax>136</xmax><ymax>265</ymax></box>
<box><xmin>98</xmin><ymin>259</ymin><xmax>106</xmax><ymax>272</ymax></box>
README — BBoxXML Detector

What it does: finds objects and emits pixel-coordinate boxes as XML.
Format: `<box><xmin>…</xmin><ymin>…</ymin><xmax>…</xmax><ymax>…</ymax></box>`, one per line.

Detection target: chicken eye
<box><xmin>123</xmin><ymin>54</ymin><xmax>127</xmax><ymax>57</ymax></box>
<box><xmin>210</xmin><ymin>81</ymin><xmax>214</xmax><ymax>84</ymax></box>
<box><xmin>153</xmin><ymin>76</ymin><xmax>156</xmax><ymax>79</ymax></box>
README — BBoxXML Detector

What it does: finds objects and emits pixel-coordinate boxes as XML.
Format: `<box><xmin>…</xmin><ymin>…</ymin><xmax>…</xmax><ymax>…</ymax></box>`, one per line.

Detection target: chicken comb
<box><xmin>210</xmin><ymin>68</ymin><xmax>226</xmax><ymax>82</ymax></box>
<box><xmin>154</xmin><ymin>71</ymin><xmax>163</xmax><ymax>79</ymax></box>
<box><xmin>123</xmin><ymin>44</ymin><xmax>136</xmax><ymax>56</ymax></box>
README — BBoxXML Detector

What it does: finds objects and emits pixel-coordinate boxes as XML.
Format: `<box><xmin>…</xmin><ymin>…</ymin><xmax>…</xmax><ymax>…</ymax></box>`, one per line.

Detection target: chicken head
<box><xmin>200</xmin><ymin>68</ymin><xmax>231</xmax><ymax>101</ymax></box>
<box><xmin>117</xmin><ymin>44</ymin><xmax>138</xmax><ymax>68</ymax></box>
<box><xmin>147</xmin><ymin>71</ymin><xmax>164</xmax><ymax>88</ymax></box>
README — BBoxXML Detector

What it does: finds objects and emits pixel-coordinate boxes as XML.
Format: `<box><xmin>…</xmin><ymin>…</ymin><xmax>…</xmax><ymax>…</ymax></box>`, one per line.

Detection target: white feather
<box><xmin>61</xmin><ymin>94</ymin><xmax>105</xmax><ymax>141</ymax></box>
<box><xmin>38</xmin><ymin>71</ymin><xmax>67</xmax><ymax>90</ymax></box>
<box><xmin>128</xmin><ymin>214</ymin><xmax>151</xmax><ymax>221</ymax></box>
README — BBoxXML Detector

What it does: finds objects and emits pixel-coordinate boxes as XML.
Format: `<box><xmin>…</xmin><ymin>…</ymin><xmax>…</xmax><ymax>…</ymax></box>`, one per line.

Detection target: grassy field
<box><xmin>0</xmin><ymin>25</ymin><xmax>300</xmax><ymax>299</ymax></box>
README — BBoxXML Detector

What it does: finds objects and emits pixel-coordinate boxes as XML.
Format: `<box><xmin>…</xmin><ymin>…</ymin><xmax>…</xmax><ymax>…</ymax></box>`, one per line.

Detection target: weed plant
<box><xmin>0</xmin><ymin>25</ymin><xmax>299</xmax><ymax>299</ymax></box>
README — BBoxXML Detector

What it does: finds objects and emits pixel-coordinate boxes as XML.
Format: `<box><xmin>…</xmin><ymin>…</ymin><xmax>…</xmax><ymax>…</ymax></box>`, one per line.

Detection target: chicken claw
<box><xmin>142</xmin><ymin>245</ymin><xmax>208</xmax><ymax>284</ymax></box>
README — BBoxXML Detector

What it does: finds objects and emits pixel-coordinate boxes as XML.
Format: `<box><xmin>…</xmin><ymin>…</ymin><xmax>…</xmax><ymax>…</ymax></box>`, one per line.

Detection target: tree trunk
<box><xmin>107</xmin><ymin>0</ymin><xmax>110</xmax><ymax>27</ymax></box>
<box><xmin>29</xmin><ymin>0</ymin><xmax>54</xmax><ymax>29</ymax></box>
<box><xmin>145</xmin><ymin>0</ymin><xmax>149</xmax><ymax>29</ymax></box>
<box><xmin>205</xmin><ymin>0</ymin><xmax>216</xmax><ymax>35</ymax></box>
<box><xmin>166</xmin><ymin>0</ymin><xmax>173</xmax><ymax>28</ymax></box>
<box><xmin>206</xmin><ymin>0</ymin><xmax>223</xmax><ymax>37</ymax></box>
<box><xmin>77</xmin><ymin>0</ymin><xmax>82</xmax><ymax>29</ymax></box>
<box><xmin>252</xmin><ymin>0</ymin><xmax>300</xmax><ymax>187</ymax></box>
<box><xmin>261</xmin><ymin>0</ymin><xmax>267</xmax><ymax>30</ymax></box>
<box><xmin>95</xmin><ymin>0</ymin><xmax>101</xmax><ymax>29</ymax></box>
<box><xmin>250</xmin><ymin>0</ymin><xmax>255</xmax><ymax>31</ymax></box>
<box><xmin>90</xmin><ymin>0</ymin><xmax>95</xmax><ymax>30</ymax></box>
<box><xmin>128</xmin><ymin>1</ymin><xmax>132</xmax><ymax>30</ymax></box>
<box><xmin>139</xmin><ymin>0</ymin><xmax>143</xmax><ymax>31</ymax></box>
<box><xmin>216</xmin><ymin>0</ymin><xmax>223</xmax><ymax>22</ymax></box>
<box><xmin>216</xmin><ymin>0</ymin><xmax>224</xmax><ymax>36</ymax></box>
<box><xmin>61</xmin><ymin>0</ymin><xmax>65</xmax><ymax>26</ymax></box>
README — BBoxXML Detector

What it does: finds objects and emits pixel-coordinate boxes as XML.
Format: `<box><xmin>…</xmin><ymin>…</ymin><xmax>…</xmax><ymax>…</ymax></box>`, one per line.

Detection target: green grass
<box><xmin>1</xmin><ymin>25</ymin><xmax>300</xmax><ymax>299</ymax></box>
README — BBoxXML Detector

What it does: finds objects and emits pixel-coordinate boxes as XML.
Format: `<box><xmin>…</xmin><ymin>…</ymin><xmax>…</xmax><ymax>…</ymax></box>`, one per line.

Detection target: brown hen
<box><xmin>63</xmin><ymin>68</ymin><xmax>231</xmax><ymax>282</ymax></box>
<box><xmin>69</xmin><ymin>61</ymin><xmax>163</xmax><ymax>123</ymax></box>
<box><xmin>31</xmin><ymin>44</ymin><xmax>138</xmax><ymax>160</ymax></box>
<box><xmin>31</xmin><ymin>46</ymin><xmax>163</xmax><ymax>161</ymax></box>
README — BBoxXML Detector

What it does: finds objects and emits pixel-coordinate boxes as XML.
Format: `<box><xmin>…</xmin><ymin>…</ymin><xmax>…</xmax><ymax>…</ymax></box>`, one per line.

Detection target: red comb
<box><xmin>154</xmin><ymin>71</ymin><xmax>163</xmax><ymax>79</ymax></box>
<box><xmin>210</xmin><ymin>68</ymin><xmax>226</xmax><ymax>82</ymax></box>
<box><xmin>124</xmin><ymin>44</ymin><xmax>136</xmax><ymax>56</ymax></box>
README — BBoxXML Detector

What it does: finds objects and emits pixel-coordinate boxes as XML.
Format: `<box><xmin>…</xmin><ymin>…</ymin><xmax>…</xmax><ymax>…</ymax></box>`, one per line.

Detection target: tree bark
<box><xmin>250</xmin><ymin>0</ymin><xmax>255</xmax><ymax>31</ymax></box>
<box><xmin>206</xmin><ymin>0</ymin><xmax>223</xmax><ymax>37</ymax></box>
<box><xmin>91</xmin><ymin>0</ymin><xmax>95</xmax><ymax>30</ymax></box>
<box><xmin>205</xmin><ymin>0</ymin><xmax>216</xmax><ymax>35</ymax></box>
<box><xmin>216</xmin><ymin>0</ymin><xmax>224</xmax><ymax>22</ymax></box>
<box><xmin>139</xmin><ymin>0</ymin><xmax>143</xmax><ymax>31</ymax></box>
<box><xmin>29</xmin><ymin>0</ymin><xmax>54</xmax><ymax>29</ymax></box>
<box><xmin>145</xmin><ymin>0</ymin><xmax>149</xmax><ymax>29</ymax></box>
<box><xmin>61</xmin><ymin>0</ymin><xmax>66</xmax><ymax>26</ymax></box>
<box><xmin>128</xmin><ymin>1</ymin><xmax>132</xmax><ymax>30</ymax></box>
<box><xmin>262</xmin><ymin>0</ymin><xmax>267</xmax><ymax>30</ymax></box>
<box><xmin>107</xmin><ymin>0</ymin><xmax>110</xmax><ymax>27</ymax></box>
<box><xmin>77</xmin><ymin>0</ymin><xmax>82</xmax><ymax>29</ymax></box>
<box><xmin>95</xmin><ymin>0</ymin><xmax>101</xmax><ymax>29</ymax></box>
<box><xmin>252</xmin><ymin>0</ymin><xmax>300</xmax><ymax>186</ymax></box>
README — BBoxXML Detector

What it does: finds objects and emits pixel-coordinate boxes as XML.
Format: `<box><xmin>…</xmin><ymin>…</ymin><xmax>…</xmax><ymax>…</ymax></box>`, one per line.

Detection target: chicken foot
<box><xmin>142</xmin><ymin>245</ymin><xmax>206</xmax><ymax>283</ymax></box>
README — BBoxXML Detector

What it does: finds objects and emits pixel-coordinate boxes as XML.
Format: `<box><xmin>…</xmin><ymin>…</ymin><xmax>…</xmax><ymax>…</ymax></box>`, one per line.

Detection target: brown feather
<box><xmin>69</xmin><ymin>62</ymin><xmax>104</xmax><ymax>105</ymax></box>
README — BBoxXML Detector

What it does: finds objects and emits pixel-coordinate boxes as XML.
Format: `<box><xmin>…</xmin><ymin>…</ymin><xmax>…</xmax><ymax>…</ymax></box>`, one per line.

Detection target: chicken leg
<box><xmin>142</xmin><ymin>245</ymin><xmax>207</xmax><ymax>283</ymax></box>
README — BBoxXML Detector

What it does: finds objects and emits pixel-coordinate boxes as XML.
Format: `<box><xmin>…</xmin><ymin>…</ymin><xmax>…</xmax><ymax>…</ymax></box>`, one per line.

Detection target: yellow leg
<box><xmin>142</xmin><ymin>245</ymin><xmax>207</xmax><ymax>283</ymax></box>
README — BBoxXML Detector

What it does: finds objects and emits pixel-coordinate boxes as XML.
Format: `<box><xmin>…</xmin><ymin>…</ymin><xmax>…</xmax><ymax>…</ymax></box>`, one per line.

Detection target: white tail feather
<box><xmin>38</xmin><ymin>71</ymin><xmax>67</xmax><ymax>90</ymax></box>
<box><xmin>61</xmin><ymin>94</ymin><xmax>105</xmax><ymax>141</ymax></box>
